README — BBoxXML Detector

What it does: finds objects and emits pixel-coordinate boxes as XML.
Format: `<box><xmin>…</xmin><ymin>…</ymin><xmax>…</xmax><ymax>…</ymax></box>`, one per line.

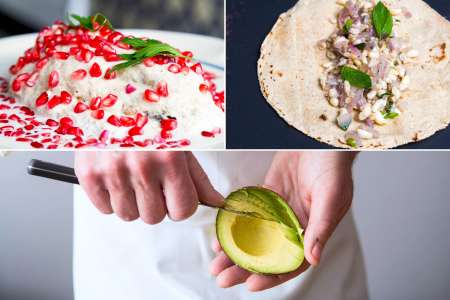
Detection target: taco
<box><xmin>258</xmin><ymin>0</ymin><xmax>450</xmax><ymax>149</ymax></box>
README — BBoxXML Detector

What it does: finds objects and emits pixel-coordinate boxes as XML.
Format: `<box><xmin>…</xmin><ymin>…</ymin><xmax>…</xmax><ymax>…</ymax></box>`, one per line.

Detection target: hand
<box><xmin>210</xmin><ymin>152</ymin><xmax>357</xmax><ymax>291</ymax></box>
<box><xmin>74</xmin><ymin>152</ymin><xmax>223</xmax><ymax>224</ymax></box>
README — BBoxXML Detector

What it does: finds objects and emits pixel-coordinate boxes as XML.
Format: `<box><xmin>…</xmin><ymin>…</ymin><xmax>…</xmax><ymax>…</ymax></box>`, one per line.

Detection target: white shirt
<box><xmin>74</xmin><ymin>152</ymin><xmax>368</xmax><ymax>299</ymax></box>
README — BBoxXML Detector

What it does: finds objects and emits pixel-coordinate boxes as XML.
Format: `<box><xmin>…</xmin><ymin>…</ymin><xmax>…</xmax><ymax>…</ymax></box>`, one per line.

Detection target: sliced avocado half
<box><xmin>216</xmin><ymin>187</ymin><xmax>304</xmax><ymax>274</ymax></box>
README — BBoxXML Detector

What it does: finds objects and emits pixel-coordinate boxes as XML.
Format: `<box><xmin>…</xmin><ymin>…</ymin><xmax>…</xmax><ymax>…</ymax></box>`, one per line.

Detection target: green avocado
<box><xmin>216</xmin><ymin>187</ymin><xmax>304</xmax><ymax>275</ymax></box>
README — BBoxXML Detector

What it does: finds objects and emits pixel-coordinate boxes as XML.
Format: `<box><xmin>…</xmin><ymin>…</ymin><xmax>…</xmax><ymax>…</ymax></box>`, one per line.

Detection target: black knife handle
<box><xmin>27</xmin><ymin>159</ymin><xmax>79</xmax><ymax>185</ymax></box>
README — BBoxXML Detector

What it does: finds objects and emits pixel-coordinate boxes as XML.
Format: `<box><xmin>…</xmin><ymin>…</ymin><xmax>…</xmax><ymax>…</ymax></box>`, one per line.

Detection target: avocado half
<box><xmin>216</xmin><ymin>187</ymin><xmax>304</xmax><ymax>275</ymax></box>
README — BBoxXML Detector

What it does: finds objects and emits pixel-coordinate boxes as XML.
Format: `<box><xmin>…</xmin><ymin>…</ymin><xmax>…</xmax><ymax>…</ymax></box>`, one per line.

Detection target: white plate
<box><xmin>0</xmin><ymin>30</ymin><xmax>225</xmax><ymax>150</ymax></box>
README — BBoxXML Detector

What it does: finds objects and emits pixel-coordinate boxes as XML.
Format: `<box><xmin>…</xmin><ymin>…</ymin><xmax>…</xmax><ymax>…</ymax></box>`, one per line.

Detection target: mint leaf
<box><xmin>372</xmin><ymin>2</ymin><xmax>393</xmax><ymax>39</ymax></box>
<box><xmin>68</xmin><ymin>13</ymin><xmax>113</xmax><ymax>31</ymax></box>
<box><xmin>70</xmin><ymin>14</ymin><xmax>93</xmax><ymax>30</ymax></box>
<box><xmin>341</xmin><ymin>66</ymin><xmax>372</xmax><ymax>89</ymax></box>
<box><xmin>343</xmin><ymin>19</ymin><xmax>353</xmax><ymax>34</ymax></box>
<box><xmin>121</xmin><ymin>37</ymin><xmax>149</xmax><ymax>48</ymax></box>
<box><xmin>384</xmin><ymin>112</ymin><xmax>399</xmax><ymax>119</ymax></box>
<box><xmin>346</xmin><ymin>138</ymin><xmax>358</xmax><ymax>148</ymax></box>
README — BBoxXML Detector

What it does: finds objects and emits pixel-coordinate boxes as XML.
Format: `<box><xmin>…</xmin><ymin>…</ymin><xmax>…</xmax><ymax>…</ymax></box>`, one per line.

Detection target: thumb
<box><xmin>186</xmin><ymin>152</ymin><xmax>224</xmax><ymax>207</ymax></box>
<box><xmin>303</xmin><ymin>191</ymin><xmax>345</xmax><ymax>266</ymax></box>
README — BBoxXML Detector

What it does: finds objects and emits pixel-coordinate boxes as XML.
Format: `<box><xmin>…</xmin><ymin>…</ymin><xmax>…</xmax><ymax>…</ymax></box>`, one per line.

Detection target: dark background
<box><xmin>227</xmin><ymin>0</ymin><xmax>450</xmax><ymax>149</ymax></box>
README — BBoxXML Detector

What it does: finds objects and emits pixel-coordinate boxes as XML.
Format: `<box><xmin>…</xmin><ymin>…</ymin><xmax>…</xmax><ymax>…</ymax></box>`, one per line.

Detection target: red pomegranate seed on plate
<box><xmin>36</xmin><ymin>92</ymin><xmax>49</xmax><ymax>107</ymax></box>
<box><xmin>0</xmin><ymin>113</ymin><xmax>7</xmax><ymax>119</ymax></box>
<box><xmin>48</xmin><ymin>71</ymin><xmax>60</xmax><ymax>88</ymax></box>
<box><xmin>108</xmin><ymin>32</ymin><xmax>124</xmax><ymax>44</ymax></box>
<box><xmin>25</xmin><ymin>72</ymin><xmax>39</xmax><ymax>87</ymax></box>
<box><xmin>156</xmin><ymin>82</ymin><xmax>168</xmax><ymax>97</ymax></box>
<box><xmin>91</xmin><ymin>109</ymin><xmax>105</xmax><ymax>120</ymax></box>
<box><xmin>89</xmin><ymin>63</ymin><xmax>102</xmax><ymax>77</ymax></box>
<box><xmin>179</xmin><ymin>139</ymin><xmax>191</xmax><ymax>146</ymax></box>
<box><xmin>168</xmin><ymin>64</ymin><xmax>181</xmax><ymax>73</ymax></box>
<box><xmin>161</xmin><ymin>130</ymin><xmax>172</xmax><ymax>139</ymax></box>
<box><xmin>101</xmin><ymin>94</ymin><xmax>118</xmax><ymax>108</ymax></box>
<box><xmin>30</xmin><ymin>141</ymin><xmax>44</xmax><ymax>148</ymax></box>
<box><xmin>12</xmin><ymin>79</ymin><xmax>22</xmax><ymax>92</ymax></box>
<box><xmin>144</xmin><ymin>89</ymin><xmax>160</xmax><ymax>103</ymax></box>
<box><xmin>128</xmin><ymin>127</ymin><xmax>143</xmax><ymax>136</ymax></box>
<box><xmin>83</xmin><ymin>49</ymin><xmax>94</xmax><ymax>63</ymax></box>
<box><xmin>135</xmin><ymin>113</ymin><xmax>148</xmax><ymax>128</ymax></box>
<box><xmin>35</xmin><ymin>58</ymin><xmax>49</xmax><ymax>70</ymax></box>
<box><xmin>182</xmin><ymin>51</ymin><xmax>193</xmax><ymax>58</ymax></box>
<box><xmin>16</xmin><ymin>73</ymin><xmax>31</xmax><ymax>82</ymax></box>
<box><xmin>104</xmin><ymin>68</ymin><xmax>117</xmax><ymax>79</ymax></box>
<box><xmin>74</xmin><ymin>102</ymin><xmax>89</xmax><ymax>113</ymax></box>
<box><xmin>69</xmin><ymin>47</ymin><xmax>80</xmax><ymax>55</ymax></box>
<box><xmin>104</xmin><ymin>53</ymin><xmax>121</xmax><ymax>62</ymax></box>
<box><xmin>24</xmin><ymin>124</ymin><xmax>34</xmax><ymax>131</ymax></box>
<box><xmin>64</xmin><ymin>142</ymin><xmax>74</xmax><ymax>148</ymax></box>
<box><xmin>48</xmin><ymin>95</ymin><xmax>61</xmax><ymax>109</ymax></box>
<box><xmin>41</xmin><ymin>138</ymin><xmax>52</xmax><ymax>143</ymax></box>
<box><xmin>47</xmin><ymin>145</ymin><xmax>58</xmax><ymax>149</ymax></box>
<box><xmin>45</xmin><ymin>119</ymin><xmax>59</xmax><ymax>127</ymax></box>
<box><xmin>60</xmin><ymin>117</ymin><xmax>74</xmax><ymax>127</ymax></box>
<box><xmin>120</xmin><ymin>116</ymin><xmax>135</xmax><ymax>127</ymax></box>
<box><xmin>134</xmin><ymin>140</ymin><xmax>152</xmax><ymax>147</ymax></box>
<box><xmin>160</xmin><ymin>118</ymin><xmax>177</xmax><ymax>131</ymax></box>
<box><xmin>60</xmin><ymin>91</ymin><xmax>72</xmax><ymax>104</ymax></box>
<box><xmin>107</xmin><ymin>115</ymin><xmax>121</xmax><ymax>127</ymax></box>
<box><xmin>190</xmin><ymin>63</ymin><xmax>203</xmax><ymax>74</ymax></box>
<box><xmin>55</xmin><ymin>52</ymin><xmax>69</xmax><ymax>60</ymax></box>
<box><xmin>89</xmin><ymin>97</ymin><xmax>101</xmax><ymax>110</ymax></box>
<box><xmin>201</xmin><ymin>131</ymin><xmax>215</xmax><ymax>138</ymax></box>
<box><xmin>144</xmin><ymin>58</ymin><xmax>155</xmax><ymax>67</ymax></box>
<box><xmin>99</xmin><ymin>26</ymin><xmax>112</xmax><ymax>36</ymax></box>
<box><xmin>71</xmin><ymin>69</ymin><xmax>87</xmax><ymax>80</ymax></box>
<box><xmin>16</xmin><ymin>137</ymin><xmax>32</xmax><ymax>142</ymax></box>
<box><xmin>125</xmin><ymin>84</ymin><xmax>136</xmax><ymax>94</ymax></box>
<box><xmin>199</xmin><ymin>83</ymin><xmax>209</xmax><ymax>94</ymax></box>
<box><xmin>99</xmin><ymin>130</ymin><xmax>109</xmax><ymax>143</ymax></box>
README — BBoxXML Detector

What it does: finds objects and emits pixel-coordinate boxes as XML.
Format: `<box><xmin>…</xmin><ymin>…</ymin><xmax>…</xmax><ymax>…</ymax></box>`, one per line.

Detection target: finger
<box><xmin>74</xmin><ymin>155</ymin><xmax>113</xmax><ymax>214</ymax></box>
<box><xmin>160</xmin><ymin>153</ymin><xmax>198</xmax><ymax>221</ymax></box>
<box><xmin>210</xmin><ymin>251</ymin><xmax>234</xmax><ymax>276</ymax></box>
<box><xmin>304</xmin><ymin>186</ymin><xmax>350</xmax><ymax>266</ymax></box>
<box><xmin>186</xmin><ymin>152</ymin><xmax>224</xmax><ymax>207</ymax></box>
<box><xmin>211</xmin><ymin>238</ymin><xmax>222</xmax><ymax>253</ymax></box>
<box><xmin>216</xmin><ymin>265</ymin><xmax>251</xmax><ymax>288</ymax></box>
<box><xmin>133</xmin><ymin>177</ymin><xmax>167</xmax><ymax>225</ymax></box>
<box><xmin>105</xmin><ymin>164</ymin><xmax>139</xmax><ymax>222</ymax></box>
<box><xmin>246</xmin><ymin>261</ymin><xmax>309</xmax><ymax>292</ymax></box>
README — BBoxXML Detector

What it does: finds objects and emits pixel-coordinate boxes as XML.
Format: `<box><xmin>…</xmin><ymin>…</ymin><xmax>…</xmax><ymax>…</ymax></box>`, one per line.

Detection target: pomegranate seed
<box><xmin>89</xmin><ymin>63</ymin><xmax>102</xmax><ymax>77</ymax></box>
<box><xmin>179</xmin><ymin>139</ymin><xmax>191</xmax><ymax>147</ymax></box>
<box><xmin>161</xmin><ymin>130</ymin><xmax>172</xmax><ymax>139</ymax></box>
<box><xmin>47</xmin><ymin>145</ymin><xmax>58</xmax><ymax>149</ymax></box>
<box><xmin>45</xmin><ymin>119</ymin><xmax>59</xmax><ymax>127</ymax></box>
<box><xmin>60</xmin><ymin>117</ymin><xmax>74</xmax><ymax>127</ymax></box>
<box><xmin>120</xmin><ymin>116</ymin><xmax>136</xmax><ymax>127</ymax></box>
<box><xmin>99</xmin><ymin>26</ymin><xmax>112</xmax><ymax>36</ymax></box>
<box><xmin>16</xmin><ymin>73</ymin><xmax>31</xmax><ymax>82</ymax></box>
<box><xmin>190</xmin><ymin>63</ymin><xmax>203</xmax><ymax>74</ymax></box>
<box><xmin>67</xmin><ymin>127</ymin><xmax>84</xmax><ymax>136</ymax></box>
<box><xmin>144</xmin><ymin>58</ymin><xmax>155</xmax><ymax>67</ymax></box>
<box><xmin>180</xmin><ymin>66</ymin><xmax>190</xmax><ymax>74</ymax></box>
<box><xmin>128</xmin><ymin>127</ymin><xmax>143</xmax><ymax>136</ymax></box>
<box><xmin>69</xmin><ymin>47</ymin><xmax>80</xmax><ymax>55</ymax></box>
<box><xmin>182</xmin><ymin>51</ymin><xmax>193</xmax><ymax>58</ymax></box>
<box><xmin>89</xmin><ymin>97</ymin><xmax>101</xmax><ymax>110</ymax></box>
<box><xmin>168</xmin><ymin>64</ymin><xmax>181</xmax><ymax>73</ymax></box>
<box><xmin>71</xmin><ymin>69</ymin><xmax>87</xmax><ymax>80</ymax></box>
<box><xmin>125</xmin><ymin>84</ymin><xmax>136</xmax><ymax>94</ymax></box>
<box><xmin>35</xmin><ymin>58</ymin><xmax>48</xmax><ymax>70</ymax></box>
<box><xmin>156</xmin><ymin>145</ymin><xmax>168</xmax><ymax>150</ymax></box>
<box><xmin>83</xmin><ymin>49</ymin><xmax>94</xmax><ymax>63</ymax></box>
<box><xmin>12</xmin><ymin>79</ymin><xmax>22</xmax><ymax>92</ymax></box>
<box><xmin>35</xmin><ymin>92</ymin><xmax>49</xmax><ymax>107</ymax></box>
<box><xmin>30</xmin><ymin>141</ymin><xmax>44</xmax><ymax>148</ymax></box>
<box><xmin>203</xmin><ymin>71</ymin><xmax>217</xmax><ymax>81</ymax></box>
<box><xmin>201</xmin><ymin>131</ymin><xmax>215</xmax><ymax>138</ymax></box>
<box><xmin>160</xmin><ymin>118</ymin><xmax>177</xmax><ymax>131</ymax></box>
<box><xmin>0</xmin><ymin>113</ymin><xmax>7</xmax><ymax>119</ymax></box>
<box><xmin>24</xmin><ymin>124</ymin><xmax>34</xmax><ymax>131</ymax></box>
<box><xmin>55</xmin><ymin>52</ymin><xmax>69</xmax><ymax>60</ymax></box>
<box><xmin>25</xmin><ymin>72</ymin><xmax>39</xmax><ymax>87</ymax></box>
<box><xmin>91</xmin><ymin>109</ymin><xmax>105</xmax><ymax>120</ymax></box>
<box><xmin>134</xmin><ymin>140</ymin><xmax>152</xmax><ymax>147</ymax></box>
<box><xmin>135</xmin><ymin>113</ymin><xmax>148</xmax><ymax>128</ymax></box>
<box><xmin>108</xmin><ymin>32</ymin><xmax>124</xmax><ymax>44</ymax></box>
<box><xmin>107</xmin><ymin>115</ymin><xmax>121</xmax><ymax>127</ymax></box>
<box><xmin>104</xmin><ymin>53</ymin><xmax>121</xmax><ymax>62</ymax></box>
<box><xmin>48</xmin><ymin>96</ymin><xmax>61</xmax><ymax>109</ymax></box>
<box><xmin>74</xmin><ymin>102</ymin><xmax>89</xmax><ymax>113</ymax></box>
<box><xmin>199</xmin><ymin>83</ymin><xmax>209</xmax><ymax>94</ymax></box>
<box><xmin>156</xmin><ymin>82</ymin><xmax>169</xmax><ymax>97</ymax></box>
<box><xmin>101</xmin><ymin>94</ymin><xmax>118</xmax><ymax>108</ymax></box>
<box><xmin>41</xmin><ymin>138</ymin><xmax>52</xmax><ymax>143</ymax></box>
<box><xmin>60</xmin><ymin>91</ymin><xmax>72</xmax><ymax>104</ymax></box>
<box><xmin>99</xmin><ymin>130</ymin><xmax>109</xmax><ymax>143</ymax></box>
<box><xmin>104</xmin><ymin>68</ymin><xmax>117</xmax><ymax>79</ymax></box>
<box><xmin>144</xmin><ymin>89</ymin><xmax>160</xmax><ymax>103</ymax></box>
<box><xmin>48</xmin><ymin>71</ymin><xmax>60</xmax><ymax>88</ymax></box>
<box><xmin>64</xmin><ymin>142</ymin><xmax>74</xmax><ymax>148</ymax></box>
<box><xmin>16</xmin><ymin>137</ymin><xmax>32</xmax><ymax>142</ymax></box>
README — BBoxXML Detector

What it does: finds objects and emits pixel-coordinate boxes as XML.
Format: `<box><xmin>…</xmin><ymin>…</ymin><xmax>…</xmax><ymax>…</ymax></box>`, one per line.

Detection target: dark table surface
<box><xmin>226</xmin><ymin>0</ymin><xmax>450</xmax><ymax>149</ymax></box>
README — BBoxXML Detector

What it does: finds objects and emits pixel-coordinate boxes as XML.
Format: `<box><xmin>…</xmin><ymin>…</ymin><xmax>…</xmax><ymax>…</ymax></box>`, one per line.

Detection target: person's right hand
<box><xmin>74</xmin><ymin>152</ymin><xmax>224</xmax><ymax>224</ymax></box>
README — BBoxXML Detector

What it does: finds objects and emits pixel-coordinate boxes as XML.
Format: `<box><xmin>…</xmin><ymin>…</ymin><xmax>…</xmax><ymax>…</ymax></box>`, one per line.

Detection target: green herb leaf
<box><xmin>384</xmin><ymin>112</ymin><xmax>399</xmax><ymax>119</ymax></box>
<box><xmin>111</xmin><ymin>38</ymin><xmax>192</xmax><ymax>72</ymax></box>
<box><xmin>372</xmin><ymin>2</ymin><xmax>393</xmax><ymax>39</ymax></box>
<box><xmin>346</xmin><ymin>138</ymin><xmax>358</xmax><ymax>148</ymax></box>
<box><xmin>69</xmin><ymin>13</ymin><xmax>113</xmax><ymax>31</ymax></box>
<box><xmin>341</xmin><ymin>66</ymin><xmax>372</xmax><ymax>89</ymax></box>
<box><xmin>355</xmin><ymin>43</ymin><xmax>366</xmax><ymax>50</ymax></box>
<box><xmin>343</xmin><ymin>19</ymin><xmax>353</xmax><ymax>34</ymax></box>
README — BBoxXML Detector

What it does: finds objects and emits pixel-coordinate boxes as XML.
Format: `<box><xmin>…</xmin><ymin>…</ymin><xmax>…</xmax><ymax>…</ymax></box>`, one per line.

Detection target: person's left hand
<box><xmin>209</xmin><ymin>152</ymin><xmax>356</xmax><ymax>291</ymax></box>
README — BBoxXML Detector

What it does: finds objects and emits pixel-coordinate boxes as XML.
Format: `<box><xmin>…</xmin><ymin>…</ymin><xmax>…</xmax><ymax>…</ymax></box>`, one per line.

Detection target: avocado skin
<box><xmin>215</xmin><ymin>186</ymin><xmax>304</xmax><ymax>275</ymax></box>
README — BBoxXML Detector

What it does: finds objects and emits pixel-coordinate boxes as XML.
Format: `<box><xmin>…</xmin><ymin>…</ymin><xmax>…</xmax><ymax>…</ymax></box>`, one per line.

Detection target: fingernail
<box><xmin>312</xmin><ymin>239</ymin><xmax>322</xmax><ymax>261</ymax></box>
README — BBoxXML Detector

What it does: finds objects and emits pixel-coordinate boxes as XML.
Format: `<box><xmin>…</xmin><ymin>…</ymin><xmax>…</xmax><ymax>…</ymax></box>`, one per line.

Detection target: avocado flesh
<box><xmin>216</xmin><ymin>187</ymin><xmax>304</xmax><ymax>274</ymax></box>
